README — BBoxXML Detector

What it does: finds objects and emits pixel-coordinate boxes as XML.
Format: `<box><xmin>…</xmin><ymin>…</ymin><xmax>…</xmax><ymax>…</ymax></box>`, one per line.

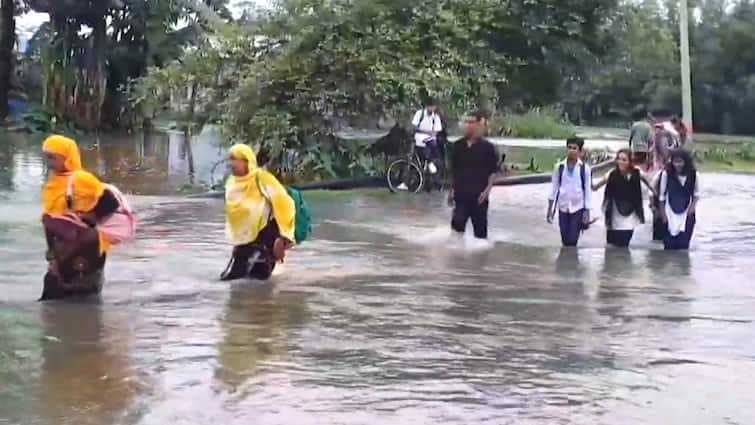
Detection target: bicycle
<box><xmin>386</xmin><ymin>144</ymin><xmax>444</xmax><ymax>193</ymax></box>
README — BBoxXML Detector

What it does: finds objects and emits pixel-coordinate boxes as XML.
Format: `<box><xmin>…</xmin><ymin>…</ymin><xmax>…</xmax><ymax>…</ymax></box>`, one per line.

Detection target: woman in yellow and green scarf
<box><xmin>221</xmin><ymin>144</ymin><xmax>296</xmax><ymax>281</ymax></box>
<box><xmin>40</xmin><ymin>135</ymin><xmax>121</xmax><ymax>300</ymax></box>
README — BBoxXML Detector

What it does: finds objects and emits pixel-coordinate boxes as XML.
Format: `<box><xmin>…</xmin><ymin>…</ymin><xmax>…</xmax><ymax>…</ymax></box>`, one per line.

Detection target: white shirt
<box><xmin>610</xmin><ymin>202</ymin><xmax>642</xmax><ymax>230</ymax></box>
<box><xmin>549</xmin><ymin>159</ymin><xmax>592</xmax><ymax>213</ymax></box>
<box><xmin>411</xmin><ymin>109</ymin><xmax>443</xmax><ymax>147</ymax></box>
<box><xmin>658</xmin><ymin>170</ymin><xmax>700</xmax><ymax>236</ymax></box>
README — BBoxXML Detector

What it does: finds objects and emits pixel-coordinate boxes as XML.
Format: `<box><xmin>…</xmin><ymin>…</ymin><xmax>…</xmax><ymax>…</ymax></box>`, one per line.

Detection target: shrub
<box><xmin>490</xmin><ymin>106</ymin><xmax>576</xmax><ymax>139</ymax></box>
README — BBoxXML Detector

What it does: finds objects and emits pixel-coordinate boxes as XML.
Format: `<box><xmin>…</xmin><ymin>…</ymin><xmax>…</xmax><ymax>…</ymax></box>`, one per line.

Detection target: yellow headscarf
<box><xmin>225</xmin><ymin>144</ymin><xmax>295</xmax><ymax>245</ymax></box>
<box><xmin>41</xmin><ymin>135</ymin><xmax>109</xmax><ymax>252</ymax></box>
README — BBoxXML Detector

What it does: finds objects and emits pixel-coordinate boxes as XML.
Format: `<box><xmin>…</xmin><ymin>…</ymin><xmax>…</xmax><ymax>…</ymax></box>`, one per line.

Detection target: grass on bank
<box><xmin>693</xmin><ymin>142</ymin><xmax>755</xmax><ymax>173</ymax></box>
<box><xmin>489</xmin><ymin>107</ymin><xmax>576</xmax><ymax>139</ymax></box>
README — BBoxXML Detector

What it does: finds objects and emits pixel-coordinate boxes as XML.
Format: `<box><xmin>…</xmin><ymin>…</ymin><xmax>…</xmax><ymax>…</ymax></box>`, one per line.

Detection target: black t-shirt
<box><xmin>451</xmin><ymin>137</ymin><xmax>499</xmax><ymax>198</ymax></box>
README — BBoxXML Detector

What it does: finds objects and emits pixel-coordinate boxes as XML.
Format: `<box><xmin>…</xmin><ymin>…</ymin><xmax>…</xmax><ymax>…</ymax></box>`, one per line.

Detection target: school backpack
<box><xmin>66</xmin><ymin>172</ymin><xmax>137</xmax><ymax>245</ymax></box>
<box><xmin>286</xmin><ymin>186</ymin><xmax>312</xmax><ymax>244</ymax></box>
<box><xmin>255</xmin><ymin>174</ymin><xmax>312</xmax><ymax>244</ymax></box>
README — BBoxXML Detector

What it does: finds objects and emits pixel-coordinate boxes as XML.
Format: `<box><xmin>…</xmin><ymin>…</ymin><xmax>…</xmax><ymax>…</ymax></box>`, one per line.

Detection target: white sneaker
<box><xmin>428</xmin><ymin>163</ymin><xmax>438</xmax><ymax>174</ymax></box>
<box><xmin>397</xmin><ymin>183</ymin><xmax>408</xmax><ymax>191</ymax></box>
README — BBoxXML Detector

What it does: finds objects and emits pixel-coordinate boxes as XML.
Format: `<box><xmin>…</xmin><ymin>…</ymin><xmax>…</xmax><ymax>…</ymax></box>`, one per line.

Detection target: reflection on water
<box><xmin>0</xmin><ymin>127</ymin><xmax>225</xmax><ymax>197</ymax></box>
<box><xmin>1</xmin><ymin>132</ymin><xmax>755</xmax><ymax>424</ymax></box>
<box><xmin>214</xmin><ymin>284</ymin><xmax>310</xmax><ymax>392</ymax></box>
<box><xmin>37</xmin><ymin>303</ymin><xmax>138</xmax><ymax>425</ymax></box>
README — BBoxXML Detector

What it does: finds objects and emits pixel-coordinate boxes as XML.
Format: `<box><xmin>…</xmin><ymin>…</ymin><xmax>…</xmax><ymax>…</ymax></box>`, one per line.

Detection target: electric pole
<box><xmin>679</xmin><ymin>0</ymin><xmax>693</xmax><ymax>134</ymax></box>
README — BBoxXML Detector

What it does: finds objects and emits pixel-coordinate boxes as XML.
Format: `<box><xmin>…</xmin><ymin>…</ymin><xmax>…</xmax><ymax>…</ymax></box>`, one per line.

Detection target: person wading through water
<box><xmin>448</xmin><ymin>110</ymin><xmax>499</xmax><ymax>240</ymax></box>
<box><xmin>547</xmin><ymin>137</ymin><xmax>593</xmax><ymax>247</ymax></box>
<box><xmin>592</xmin><ymin>148</ymin><xmax>657</xmax><ymax>247</ymax></box>
<box><xmin>658</xmin><ymin>149</ymin><xmax>700</xmax><ymax>250</ymax></box>
<box><xmin>40</xmin><ymin>135</ymin><xmax>121</xmax><ymax>300</ymax></box>
<box><xmin>221</xmin><ymin>144</ymin><xmax>296</xmax><ymax>281</ymax></box>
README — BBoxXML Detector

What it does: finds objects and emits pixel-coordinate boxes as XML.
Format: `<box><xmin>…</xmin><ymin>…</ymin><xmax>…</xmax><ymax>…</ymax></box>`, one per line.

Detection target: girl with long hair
<box><xmin>592</xmin><ymin>148</ymin><xmax>656</xmax><ymax>247</ymax></box>
<box><xmin>658</xmin><ymin>149</ymin><xmax>700</xmax><ymax>250</ymax></box>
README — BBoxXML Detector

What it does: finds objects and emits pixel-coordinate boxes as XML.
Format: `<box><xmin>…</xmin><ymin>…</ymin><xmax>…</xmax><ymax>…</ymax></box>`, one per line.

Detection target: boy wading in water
<box><xmin>448</xmin><ymin>110</ymin><xmax>499</xmax><ymax>239</ymax></box>
<box><xmin>547</xmin><ymin>138</ymin><xmax>593</xmax><ymax>247</ymax></box>
<box><xmin>592</xmin><ymin>148</ymin><xmax>657</xmax><ymax>247</ymax></box>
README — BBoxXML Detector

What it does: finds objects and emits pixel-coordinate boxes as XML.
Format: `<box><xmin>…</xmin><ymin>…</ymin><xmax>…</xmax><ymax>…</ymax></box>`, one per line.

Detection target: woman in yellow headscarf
<box><xmin>40</xmin><ymin>135</ymin><xmax>121</xmax><ymax>300</ymax></box>
<box><xmin>221</xmin><ymin>144</ymin><xmax>296</xmax><ymax>281</ymax></box>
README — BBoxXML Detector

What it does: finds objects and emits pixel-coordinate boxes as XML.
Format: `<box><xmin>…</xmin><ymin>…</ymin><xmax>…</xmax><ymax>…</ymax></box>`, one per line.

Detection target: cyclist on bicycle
<box><xmin>411</xmin><ymin>98</ymin><xmax>444</xmax><ymax>174</ymax></box>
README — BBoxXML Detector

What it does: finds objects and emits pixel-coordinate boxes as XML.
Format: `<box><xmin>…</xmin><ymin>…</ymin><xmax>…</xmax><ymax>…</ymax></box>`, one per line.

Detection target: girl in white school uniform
<box><xmin>658</xmin><ymin>149</ymin><xmax>700</xmax><ymax>250</ymax></box>
<box><xmin>592</xmin><ymin>148</ymin><xmax>657</xmax><ymax>247</ymax></box>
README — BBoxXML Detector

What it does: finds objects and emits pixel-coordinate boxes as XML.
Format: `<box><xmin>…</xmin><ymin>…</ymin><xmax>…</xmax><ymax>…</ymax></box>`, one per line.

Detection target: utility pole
<box><xmin>679</xmin><ymin>0</ymin><xmax>693</xmax><ymax>134</ymax></box>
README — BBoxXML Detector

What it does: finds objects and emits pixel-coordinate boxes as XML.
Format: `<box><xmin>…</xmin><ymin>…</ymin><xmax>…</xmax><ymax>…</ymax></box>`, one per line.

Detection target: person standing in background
<box><xmin>411</xmin><ymin>98</ymin><xmax>444</xmax><ymax>171</ymax></box>
<box><xmin>629</xmin><ymin>107</ymin><xmax>654</xmax><ymax>170</ymax></box>
<box><xmin>671</xmin><ymin>116</ymin><xmax>689</xmax><ymax>146</ymax></box>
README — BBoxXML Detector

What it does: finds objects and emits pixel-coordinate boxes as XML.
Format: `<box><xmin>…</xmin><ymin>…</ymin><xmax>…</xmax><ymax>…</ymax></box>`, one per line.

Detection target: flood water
<box><xmin>1</xmin><ymin>131</ymin><xmax>754</xmax><ymax>425</ymax></box>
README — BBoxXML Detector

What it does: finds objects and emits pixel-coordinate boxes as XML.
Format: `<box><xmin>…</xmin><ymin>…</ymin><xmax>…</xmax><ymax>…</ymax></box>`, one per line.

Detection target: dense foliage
<box><xmin>131</xmin><ymin>0</ymin><xmax>620</xmax><ymax>176</ymax></box>
<box><xmin>3</xmin><ymin>0</ymin><xmax>755</xmax><ymax>139</ymax></box>
<box><xmin>572</xmin><ymin>0</ymin><xmax>755</xmax><ymax>134</ymax></box>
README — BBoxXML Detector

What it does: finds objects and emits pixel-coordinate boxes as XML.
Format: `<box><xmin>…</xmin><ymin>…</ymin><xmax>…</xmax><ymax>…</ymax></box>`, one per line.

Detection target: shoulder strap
<box><xmin>554</xmin><ymin>163</ymin><xmax>564</xmax><ymax>206</ymax></box>
<box><xmin>417</xmin><ymin>109</ymin><xmax>425</xmax><ymax>127</ymax></box>
<box><xmin>580</xmin><ymin>163</ymin><xmax>587</xmax><ymax>208</ymax></box>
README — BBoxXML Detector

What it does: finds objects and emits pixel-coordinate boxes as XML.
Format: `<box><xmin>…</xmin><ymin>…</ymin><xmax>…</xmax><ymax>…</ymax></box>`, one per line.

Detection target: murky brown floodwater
<box><xmin>1</xmin><ymin>131</ymin><xmax>754</xmax><ymax>425</ymax></box>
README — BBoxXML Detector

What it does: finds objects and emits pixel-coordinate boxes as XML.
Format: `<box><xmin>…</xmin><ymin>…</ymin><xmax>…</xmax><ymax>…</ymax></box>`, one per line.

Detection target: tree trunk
<box><xmin>183</xmin><ymin>82</ymin><xmax>198</xmax><ymax>183</ymax></box>
<box><xmin>91</xmin><ymin>14</ymin><xmax>108</xmax><ymax>128</ymax></box>
<box><xmin>0</xmin><ymin>0</ymin><xmax>15</xmax><ymax>121</ymax></box>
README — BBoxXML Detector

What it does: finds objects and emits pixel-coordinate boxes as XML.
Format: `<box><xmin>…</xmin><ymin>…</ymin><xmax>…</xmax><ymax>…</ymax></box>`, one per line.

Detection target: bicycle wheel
<box><xmin>386</xmin><ymin>159</ymin><xmax>423</xmax><ymax>193</ymax></box>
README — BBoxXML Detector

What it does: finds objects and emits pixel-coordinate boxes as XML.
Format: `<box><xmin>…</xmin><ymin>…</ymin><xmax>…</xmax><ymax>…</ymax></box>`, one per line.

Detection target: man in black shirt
<box><xmin>448</xmin><ymin>110</ymin><xmax>500</xmax><ymax>239</ymax></box>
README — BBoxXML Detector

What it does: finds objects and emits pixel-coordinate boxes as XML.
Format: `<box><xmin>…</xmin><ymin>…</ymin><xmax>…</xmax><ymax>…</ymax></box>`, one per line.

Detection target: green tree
<box><xmin>692</xmin><ymin>0</ymin><xmax>755</xmax><ymax>134</ymax></box>
<box><xmin>23</xmin><ymin>0</ymin><xmax>229</xmax><ymax>129</ymax></box>
<box><xmin>132</xmin><ymin>0</ymin><xmax>624</xmax><ymax>177</ymax></box>
<box><xmin>562</xmin><ymin>0</ymin><xmax>678</xmax><ymax>123</ymax></box>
